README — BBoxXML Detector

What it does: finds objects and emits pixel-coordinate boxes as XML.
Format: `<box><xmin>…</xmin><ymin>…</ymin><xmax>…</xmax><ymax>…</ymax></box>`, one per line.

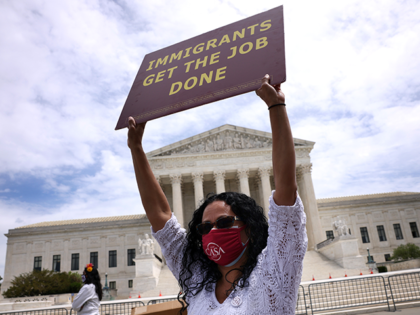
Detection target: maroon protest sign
<box><xmin>115</xmin><ymin>6</ymin><xmax>285</xmax><ymax>130</ymax></box>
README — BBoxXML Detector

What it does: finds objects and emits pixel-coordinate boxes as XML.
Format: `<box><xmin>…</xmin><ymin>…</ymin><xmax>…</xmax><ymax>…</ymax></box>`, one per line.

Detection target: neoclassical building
<box><xmin>146</xmin><ymin>124</ymin><xmax>324</xmax><ymax>250</ymax></box>
<box><xmin>2</xmin><ymin>124</ymin><xmax>419</xmax><ymax>298</ymax></box>
<box><xmin>317</xmin><ymin>192</ymin><xmax>420</xmax><ymax>263</ymax></box>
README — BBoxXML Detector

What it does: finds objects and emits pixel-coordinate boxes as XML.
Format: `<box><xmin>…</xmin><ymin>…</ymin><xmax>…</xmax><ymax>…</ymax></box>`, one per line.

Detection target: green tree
<box><xmin>391</xmin><ymin>243</ymin><xmax>420</xmax><ymax>261</ymax></box>
<box><xmin>2</xmin><ymin>270</ymin><xmax>82</xmax><ymax>298</ymax></box>
<box><xmin>0</xmin><ymin>275</ymin><xmax>3</xmax><ymax>289</ymax></box>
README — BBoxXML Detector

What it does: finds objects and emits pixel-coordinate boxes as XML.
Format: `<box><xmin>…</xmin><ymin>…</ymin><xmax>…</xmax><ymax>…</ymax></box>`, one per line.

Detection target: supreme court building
<box><xmin>2</xmin><ymin>124</ymin><xmax>420</xmax><ymax>298</ymax></box>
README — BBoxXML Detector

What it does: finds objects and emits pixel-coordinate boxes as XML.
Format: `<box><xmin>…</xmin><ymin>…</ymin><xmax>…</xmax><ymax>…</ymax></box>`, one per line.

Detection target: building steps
<box><xmin>302</xmin><ymin>250</ymin><xmax>371</xmax><ymax>281</ymax></box>
<box><xmin>139</xmin><ymin>265</ymin><xmax>180</xmax><ymax>297</ymax></box>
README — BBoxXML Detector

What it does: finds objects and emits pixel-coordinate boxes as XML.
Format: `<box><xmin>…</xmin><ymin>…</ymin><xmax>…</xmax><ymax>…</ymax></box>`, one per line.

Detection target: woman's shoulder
<box><xmin>82</xmin><ymin>283</ymin><xmax>96</xmax><ymax>292</ymax></box>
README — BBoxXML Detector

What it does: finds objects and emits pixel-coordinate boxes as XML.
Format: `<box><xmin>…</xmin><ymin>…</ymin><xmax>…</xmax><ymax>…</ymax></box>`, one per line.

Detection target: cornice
<box><xmin>146</xmin><ymin>123</ymin><xmax>315</xmax><ymax>158</ymax></box>
<box><xmin>149</xmin><ymin>146</ymin><xmax>312</xmax><ymax>171</ymax></box>
<box><xmin>7</xmin><ymin>218</ymin><xmax>151</xmax><ymax>238</ymax></box>
<box><xmin>317</xmin><ymin>193</ymin><xmax>420</xmax><ymax>210</ymax></box>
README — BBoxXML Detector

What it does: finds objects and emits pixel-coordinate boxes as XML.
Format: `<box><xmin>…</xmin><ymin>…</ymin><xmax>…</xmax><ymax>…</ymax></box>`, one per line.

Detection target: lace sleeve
<box><xmin>266</xmin><ymin>191</ymin><xmax>308</xmax><ymax>304</ymax></box>
<box><xmin>151</xmin><ymin>213</ymin><xmax>187</xmax><ymax>280</ymax></box>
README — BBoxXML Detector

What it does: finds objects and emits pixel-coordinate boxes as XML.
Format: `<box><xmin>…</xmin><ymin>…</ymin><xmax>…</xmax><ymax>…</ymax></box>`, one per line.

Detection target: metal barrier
<box><xmin>296</xmin><ymin>285</ymin><xmax>308</xmax><ymax>315</ymax></box>
<box><xmin>69</xmin><ymin>301</ymin><xmax>145</xmax><ymax>315</ymax></box>
<box><xmin>388</xmin><ymin>271</ymin><xmax>420</xmax><ymax>305</ymax></box>
<box><xmin>308</xmin><ymin>276</ymin><xmax>392</xmax><ymax>314</ymax></box>
<box><xmin>5</xmin><ymin>271</ymin><xmax>420</xmax><ymax>315</ymax></box>
<box><xmin>146</xmin><ymin>297</ymin><xmax>178</xmax><ymax>305</ymax></box>
<box><xmin>99</xmin><ymin>300</ymin><xmax>145</xmax><ymax>315</ymax></box>
<box><xmin>0</xmin><ymin>308</ymin><xmax>69</xmax><ymax>315</ymax></box>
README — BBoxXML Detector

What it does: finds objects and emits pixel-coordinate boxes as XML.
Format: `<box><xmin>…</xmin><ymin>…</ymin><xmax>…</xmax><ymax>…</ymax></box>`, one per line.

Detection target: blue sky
<box><xmin>1</xmin><ymin>0</ymin><xmax>419</xmax><ymax>279</ymax></box>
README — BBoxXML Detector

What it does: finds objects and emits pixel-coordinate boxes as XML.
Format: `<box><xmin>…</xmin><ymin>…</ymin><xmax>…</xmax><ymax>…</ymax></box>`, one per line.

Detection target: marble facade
<box><xmin>2</xmin><ymin>124</ymin><xmax>420</xmax><ymax>298</ymax></box>
<box><xmin>1</xmin><ymin>215</ymin><xmax>161</xmax><ymax>299</ymax></box>
<box><xmin>317</xmin><ymin>192</ymin><xmax>420</xmax><ymax>263</ymax></box>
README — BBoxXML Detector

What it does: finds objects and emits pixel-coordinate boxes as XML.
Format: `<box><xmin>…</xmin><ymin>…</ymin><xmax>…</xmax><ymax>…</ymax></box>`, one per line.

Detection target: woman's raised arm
<box><xmin>256</xmin><ymin>75</ymin><xmax>297</xmax><ymax>206</ymax></box>
<box><xmin>127</xmin><ymin>117</ymin><xmax>172</xmax><ymax>232</ymax></box>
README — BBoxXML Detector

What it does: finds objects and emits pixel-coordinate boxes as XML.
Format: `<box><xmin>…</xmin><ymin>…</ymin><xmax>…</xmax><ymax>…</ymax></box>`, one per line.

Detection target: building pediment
<box><xmin>146</xmin><ymin>124</ymin><xmax>314</xmax><ymax>158</ymax></box>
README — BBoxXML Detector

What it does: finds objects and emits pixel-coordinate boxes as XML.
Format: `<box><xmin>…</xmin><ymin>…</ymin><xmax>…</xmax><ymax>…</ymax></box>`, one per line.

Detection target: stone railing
<box><xmin>315</xmin><ymin>237</ymin><xmax>335</xmax><ymax>250</ymax></box>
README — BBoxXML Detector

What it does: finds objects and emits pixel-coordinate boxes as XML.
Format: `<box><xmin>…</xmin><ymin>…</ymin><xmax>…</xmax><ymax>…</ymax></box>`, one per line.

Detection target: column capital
<box><xmin>169</xmin><ymin>174</ymin><xmax>182</xmax><ymax>185</ymax></box>
<box><xmin>237</xmin><ymin>168</ymin><xmax>249</xmax><ymax>180</ymax></box>
<box><xmin>192</xmin><ymin>172</ymin><xmax>204</xmax><ymax>183</ymax></box>
<box><xmin>296</xmin><ymin>163</ymin><xmax>312</xmax><ymax>180</ymax></box>
<box><xmin>258</xmin><ymin>166</ymin><xmax>272</xmax><ymax>178</ymax></box>
<box><xmin>213</xmin><ymin>170</ymin><xmax>226</xmax><ymax>182</ymax></box>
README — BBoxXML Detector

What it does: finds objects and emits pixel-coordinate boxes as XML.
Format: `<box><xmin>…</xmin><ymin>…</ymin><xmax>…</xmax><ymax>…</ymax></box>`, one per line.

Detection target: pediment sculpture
<box><xmin>154</xmin><ymin>131</ymin><xmax>273</xmax><ymax>157</ymax></box>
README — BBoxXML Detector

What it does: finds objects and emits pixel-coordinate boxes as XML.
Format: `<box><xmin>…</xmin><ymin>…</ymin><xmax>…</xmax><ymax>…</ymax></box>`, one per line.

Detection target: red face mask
<box><xmin>202</xmin><ymin>225</ymin><xmax>249</xmax><ymax>267</ymax></box>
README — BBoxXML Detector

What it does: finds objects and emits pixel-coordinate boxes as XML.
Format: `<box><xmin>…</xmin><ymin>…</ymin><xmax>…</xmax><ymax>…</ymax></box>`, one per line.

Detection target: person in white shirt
<box><xmin>127</xmin><ymin>75</ymin><xmax>308</xmax><ymax>314</ymax></box>
<box><xmin>72</xmin><ymin>264</ymin><xmax>102</xmax><ymax>315</ymax></box>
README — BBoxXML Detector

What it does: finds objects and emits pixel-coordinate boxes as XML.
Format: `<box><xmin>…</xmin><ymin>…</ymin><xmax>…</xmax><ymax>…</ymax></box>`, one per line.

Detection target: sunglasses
<box><xmin>196</xmin><ymin>216</ymin><xmax>242</xmax><ymax>235</ymax></box>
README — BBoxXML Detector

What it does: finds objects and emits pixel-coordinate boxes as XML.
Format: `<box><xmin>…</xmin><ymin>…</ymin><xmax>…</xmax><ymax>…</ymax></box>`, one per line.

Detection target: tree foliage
<box><xmin>2</xmin><ymin>270</ymin><xmax>82</xmax><ymax>298</ymax></box>
<box><xmin>391</xmin><ymin>243</ymin><xmax>420</xmax><ymax>261</ymax></box>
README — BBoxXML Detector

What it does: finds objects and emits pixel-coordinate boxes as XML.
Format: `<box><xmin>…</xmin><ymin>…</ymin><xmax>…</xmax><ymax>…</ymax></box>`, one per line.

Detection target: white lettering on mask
<box><xmin>205</xmin><ymin>242</ymin><xmax>226</xmax><ymax>261</ymax></box>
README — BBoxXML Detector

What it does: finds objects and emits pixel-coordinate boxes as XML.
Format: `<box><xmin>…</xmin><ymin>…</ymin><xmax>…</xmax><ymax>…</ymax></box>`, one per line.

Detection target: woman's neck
<box><xmin>217</xmin><ymin>250</ymin><xmax>248</xmax><ymax>285</ymax></box>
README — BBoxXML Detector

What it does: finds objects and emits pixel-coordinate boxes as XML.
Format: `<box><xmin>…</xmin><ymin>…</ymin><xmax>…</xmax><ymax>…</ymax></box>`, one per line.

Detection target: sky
<box><xmin>0</xmin><ymin>0</ymin><xmax>419</xmax><ymax>279</ymax></box>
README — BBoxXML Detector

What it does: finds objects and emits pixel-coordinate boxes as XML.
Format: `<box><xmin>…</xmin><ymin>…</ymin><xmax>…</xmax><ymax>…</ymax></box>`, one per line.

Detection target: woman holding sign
<box><xmin>127</xmin><ymin>75</ymin><xmax>307</xmax><ymax>314</ymax></box>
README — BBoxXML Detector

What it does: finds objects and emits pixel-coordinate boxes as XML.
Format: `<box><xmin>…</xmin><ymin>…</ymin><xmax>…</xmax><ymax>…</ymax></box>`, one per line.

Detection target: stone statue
<box><xmin>225</xmin><ymin>132</ymin><xmax>233</xmax><ymax>150</ymax></box>
<box><xmin>245</xmin><ymin>136</ymin><xmax>253</xmax><ymax>149</ymax></box>
<box><xmin>233</xmin><ymin>133</ymin><xmax>242</xmax><ymax>149</ymax></box>
<box><xmin>139</xmin><ymin>234</ymin><xmax>154</xmax><ymax>256</ymax></box>
<box><xmin>216</xmin><ymin>135</ymin><xmax>224</xmax><ymax>151</ymax></box>
<box><xmin>138</xmin><ymin>237</ymin><xmax>142</xmax><ymax>255</ymax></box>
<box><xmin>206</xmin><ymin>139</ymin><xmax>214</xmax><ymax>152</ymax></box>
<box><xmin>333</xmin><ymin>220</ymin><xmax>348</xmax><ymax>237</ymax></box>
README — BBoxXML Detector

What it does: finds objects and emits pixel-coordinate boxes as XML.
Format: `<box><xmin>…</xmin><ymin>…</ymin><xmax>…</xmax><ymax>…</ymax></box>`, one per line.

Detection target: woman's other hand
<box><xmin>127</xmin><ymin>117</ymin><xmax>147</xmax><ymax>150</ymax></box>
<box><xmin>255</xmin><ymin>74</ymin><xmax>285</xmax><ymax>107</ymax></box>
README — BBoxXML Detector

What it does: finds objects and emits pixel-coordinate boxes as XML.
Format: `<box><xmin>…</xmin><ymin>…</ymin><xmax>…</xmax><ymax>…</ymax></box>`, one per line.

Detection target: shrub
<box><xmin>2</xmin><ymin>270</ymin><xmax>82</xmax><ymax>298</ymax></box>
<box><xmin>377</xmin><ymin>266</ymin><xmax>387</xmax><ymax>273</ymax></box>
<box><xmin>391</xmin><ymin>243</ymin><xmax>420</xmax><ymax>261</ymax></box>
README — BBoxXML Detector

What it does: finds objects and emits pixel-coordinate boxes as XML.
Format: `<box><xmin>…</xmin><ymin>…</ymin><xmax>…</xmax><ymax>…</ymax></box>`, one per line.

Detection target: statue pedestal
<box><xmin>367</xmin><ymin>261</ymin><xmax>378</xmax><ymax>274</ymax></box>
<box><xmin>131</xmin><ymin>255</ymin><xmax>162</xmax><ymax>295</ymax></box>
<box><xmin>316</xmin><ymin>235</ymin><xmax>366</xmax><ymax>269</ymax></box>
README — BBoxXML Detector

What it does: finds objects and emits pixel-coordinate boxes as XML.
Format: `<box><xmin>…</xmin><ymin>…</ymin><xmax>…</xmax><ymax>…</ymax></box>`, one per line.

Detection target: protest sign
<box><xmin>115</xmin><ymin>5</ymin><xmax>285</xmax><ymax>130</ymax></box>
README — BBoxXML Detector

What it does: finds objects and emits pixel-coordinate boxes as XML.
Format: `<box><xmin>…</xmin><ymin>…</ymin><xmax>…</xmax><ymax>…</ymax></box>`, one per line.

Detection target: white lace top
<box><xmin>151</xmin><ymin>191</ymin><xmax>308</xmax><ymax>315</ymax></box>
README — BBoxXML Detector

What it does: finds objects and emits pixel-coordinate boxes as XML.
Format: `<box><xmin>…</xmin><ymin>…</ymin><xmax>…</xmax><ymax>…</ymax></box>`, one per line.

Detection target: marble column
<box><xmin>192</xmin><ymin>172</ymin><xmax>204</xmax><ymax>208</ymax></box>
<box><xmin>63</xmin><ymin>239</ymin><xmax>69</xmax><ymax>271</ymax></box>
<box><xmin>100</xmin><ymin>236</ymin><xmax>107</xmax><ymax>272</ymax></box>
<box><xmin>81</xmin><ymin>238</ymin><xmax>88</xmax><ymax>268</ymax></box>
<box><xmin>26</xmin><ymin>242</ymin><xmax>33</xmax><ymax>272</ymax></box>
<box><xmin>170</xmin><ymin>174</ymin><xmax>184</xmax><ymax>228</ymax></box>
<box><xmin>237</xmin><ymin>169</ymin><xmax>250</xmax><ymax>196</ymax></box>
<box><xmin>2</xmin><ymin>240</ymin><xmax>13</xmax><ymax>291</ymax></box>
<box><xmin>258</xmin><ymin>167</ymin><xmax>272</xmax><ymax>217</ymax></box>
<box><xmin>384</xmin><ymin>211</ymin><xmax>396</xmax><ymax>246</ymax></box>
<box><xmin>45</xmin><ymin>241</ymin><xmax>51</xmax><ymax>270</ymax></box>
<box><xmin>213</xmin><ymin>170</ymin><xmax>226</xmax><ymax>194</ymax></box>
<box><xmin>296</xmin><ymin>164</ymin><xmax>323</xmax><ymax>250</ymax></box>
<box><xmin>118</xmin><ymin>234</ymin><xmax>125</xmax><ymax>268</ymax></box>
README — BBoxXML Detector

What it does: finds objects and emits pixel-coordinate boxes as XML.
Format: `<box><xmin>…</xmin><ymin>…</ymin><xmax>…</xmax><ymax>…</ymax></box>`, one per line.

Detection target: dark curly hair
<box><xmin>177</xmin><ymin>192</ymin><xmax>268</xmax><ymax>313</ymax></box>
<box><xmin>84</xmin><ymin>266</ymin><xmax>103</xmax><ymax>301</ymax></box>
